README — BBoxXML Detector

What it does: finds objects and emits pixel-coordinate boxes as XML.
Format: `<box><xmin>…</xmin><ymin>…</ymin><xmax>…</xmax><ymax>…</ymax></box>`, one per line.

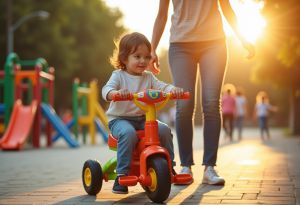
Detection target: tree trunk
<box><xmin>289</xmin><ymin>89</ymin><xmax>300</xmax><ymax>135</ymax></box>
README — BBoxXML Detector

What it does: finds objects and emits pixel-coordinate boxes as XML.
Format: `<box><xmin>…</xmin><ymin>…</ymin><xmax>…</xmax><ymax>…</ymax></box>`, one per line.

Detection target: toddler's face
<box><xmin>124</xmin><ymin>44</ymin><xmax>151</xmax><ymax>76</ymax></box>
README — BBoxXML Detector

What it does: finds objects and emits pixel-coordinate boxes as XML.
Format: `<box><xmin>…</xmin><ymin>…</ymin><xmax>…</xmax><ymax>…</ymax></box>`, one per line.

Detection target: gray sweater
<box><xmin>102</xmin><ymin>70</ymin><xmax>175</xmax><ymax>121</ymax></box>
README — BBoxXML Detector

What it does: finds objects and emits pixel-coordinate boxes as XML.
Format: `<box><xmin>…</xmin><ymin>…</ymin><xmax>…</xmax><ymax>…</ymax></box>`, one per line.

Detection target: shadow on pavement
<box><xmin>176</xmin><ymin>184</ymin><xmax>224</xmax><ymax>205</ymax></box>
<box><xmin>52</xmin><ymin>183</ymin><xmax>224</xmax><ymax>204</ymax></box>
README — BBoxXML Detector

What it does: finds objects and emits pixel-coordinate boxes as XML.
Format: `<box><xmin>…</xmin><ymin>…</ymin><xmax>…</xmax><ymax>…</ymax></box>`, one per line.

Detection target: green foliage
<box><xmin>256</xmin><ymin>0</ymin><xmax>300</xmax><ymax>133</ymax></box>
<box><xmin>0</xmin><ymin>0</ymin><xmax>125</xmax><ymax>109</ymax></box>
<box><xmin>255</xmin><ymin>0</ymin><xmax>300</xmax><ymax>90</ymax></box>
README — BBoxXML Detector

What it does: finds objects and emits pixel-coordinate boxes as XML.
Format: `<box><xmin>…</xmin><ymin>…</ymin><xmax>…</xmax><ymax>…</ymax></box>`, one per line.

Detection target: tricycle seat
<box><xmin>108</xmin><ymin>130</ymin><xmax>144</xmax><ymax>151</ymax></box>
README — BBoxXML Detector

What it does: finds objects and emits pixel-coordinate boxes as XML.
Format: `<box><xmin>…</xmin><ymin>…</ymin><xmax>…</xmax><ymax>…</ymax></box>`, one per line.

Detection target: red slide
<box><xmin>0</xmin><ymin>100</ymin><xmax>37</xmax><ymax>150</ymax></box>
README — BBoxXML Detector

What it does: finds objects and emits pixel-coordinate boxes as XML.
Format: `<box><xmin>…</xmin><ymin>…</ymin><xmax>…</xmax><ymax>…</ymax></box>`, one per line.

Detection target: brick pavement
<box><xmin>0</xmin><ymin>128</ymin><xmax>299</xmax><ymax>205</ymax></box>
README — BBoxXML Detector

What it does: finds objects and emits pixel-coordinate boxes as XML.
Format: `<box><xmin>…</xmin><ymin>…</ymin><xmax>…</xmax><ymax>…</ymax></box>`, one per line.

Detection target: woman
<box><xmin>150</xmin><ymin>0</ymin><xmax>255</xmax><ymax>185</ymax></box>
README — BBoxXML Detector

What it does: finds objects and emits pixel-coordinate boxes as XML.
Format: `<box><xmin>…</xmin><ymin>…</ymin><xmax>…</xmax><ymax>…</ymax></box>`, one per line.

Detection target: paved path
<box><xmin>0</xmin><ymin>128</ymin><xmax>299</xmax><ymax>205</ymax></box>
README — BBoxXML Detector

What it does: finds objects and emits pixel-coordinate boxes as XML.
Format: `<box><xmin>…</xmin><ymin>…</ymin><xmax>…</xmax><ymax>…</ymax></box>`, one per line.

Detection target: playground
<box><xmin>0</xmin><ymin>53</ymin><xmax>109</xmax><ymax>150</ymax></box>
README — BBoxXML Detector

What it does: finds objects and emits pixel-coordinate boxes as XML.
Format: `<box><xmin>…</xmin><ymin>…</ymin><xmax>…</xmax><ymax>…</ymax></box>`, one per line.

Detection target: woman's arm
<box><xmin>219</xmin><ymin>0</ymin><xmax>255</xmax><ymax>59</ymax></box>
<box><xmin>149</xmin><ymin>0</ymin><xmax>170</xmax><ymax>72</ymax></box>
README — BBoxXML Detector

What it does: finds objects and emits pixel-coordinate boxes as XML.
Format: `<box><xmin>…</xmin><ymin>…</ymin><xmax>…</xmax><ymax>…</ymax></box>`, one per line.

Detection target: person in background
<box><xmin>150</xmin><ymin>0</ymin><xmax>255</xmax><ymax>185</ymax></box>
<box><xmin>221</xmin><ymin>88</ymin><xmax>236</xmax><ymax>141</ymax></box>
<box><xmin>235</xmin><ymin>88</ymin><xmax>247</xmax><ymax>140</ymax></box>
<box><xmin>254</xmin><ymin>92</ymin><xmax>278</xmax><ymax>140</ymax></box>
<box><xmin>62</xmin><ymin>109</ymin><xmax>73</xmax><ymax>124</ymax></box>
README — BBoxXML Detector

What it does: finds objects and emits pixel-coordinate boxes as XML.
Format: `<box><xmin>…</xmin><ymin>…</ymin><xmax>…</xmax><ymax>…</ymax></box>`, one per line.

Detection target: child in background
<box><xmin>221</xmin><ymin>88</ymin><xmax>236</xmax><ymax>141</ymax></box>
<box><xmin>254</xmin><ymin>92</ymin><xmax>278</xmax><ymax>140</ymax></box>
<box><xmin>102</xmin><ymin>32</ymin><xmax>184</xmax><ymax>194</ymax></box>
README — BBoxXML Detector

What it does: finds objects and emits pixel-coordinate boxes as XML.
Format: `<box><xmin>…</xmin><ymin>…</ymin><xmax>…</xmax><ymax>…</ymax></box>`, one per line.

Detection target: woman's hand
<box><xmin>242</xmin><ymin>40</ymin><xmax>255</xmax><ymax>59</ymax></box>
<box><xmin>148</xmin><ymin>51</ymin><xmax>161</xmax><ymax>75</ymax></box>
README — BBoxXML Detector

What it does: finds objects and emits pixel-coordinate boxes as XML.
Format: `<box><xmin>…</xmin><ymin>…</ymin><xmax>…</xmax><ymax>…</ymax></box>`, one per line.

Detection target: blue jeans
<box><xmin>258</xmin><ymin>116</ymin><xmax>270</xmax><ymax>137</ymax></box>
<box><xmin>108</xmin><ymin>116</ymin><xmax>175</xmax><ymax>175</ymax></box>
<box><xmin>169</xmin><ymin>40</ymin><xmax>227</xmax><ymax>167</ymax></box>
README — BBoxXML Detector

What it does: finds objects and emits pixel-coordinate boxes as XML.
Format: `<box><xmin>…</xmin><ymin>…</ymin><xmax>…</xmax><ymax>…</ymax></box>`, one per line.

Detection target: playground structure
<box><xmin>72</xmin><ymin>79</ymin><xmax>109</xmax><ymax>144</ymax></box>
<box><xmin>0</xmin><ymin>70</ymin><xmax>6</xmax><ymax>134</ymax></box>
<box><xmin>0</xmin><ymin>53</ymin><xmax>78</xmax><ymax>150</ymax></box>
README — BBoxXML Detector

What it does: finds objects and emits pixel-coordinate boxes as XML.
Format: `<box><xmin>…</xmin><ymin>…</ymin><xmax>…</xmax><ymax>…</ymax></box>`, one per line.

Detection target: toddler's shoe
<box><xmin>112</xmin><ymin>176</ymin><xmax>128</xmax><ymax>194</ymax></box>
<box><xmin>202</xmin><ymin>166</ymin><xmax>225</xmax><ymax>185</ymax></box>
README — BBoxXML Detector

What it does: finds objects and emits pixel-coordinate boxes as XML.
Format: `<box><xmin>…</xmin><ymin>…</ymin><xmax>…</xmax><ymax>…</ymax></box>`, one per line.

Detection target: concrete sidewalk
<box><xmin>0</xmin><ymin>127</ymin><xmax>299</xmax><ymax>204</ymax></box>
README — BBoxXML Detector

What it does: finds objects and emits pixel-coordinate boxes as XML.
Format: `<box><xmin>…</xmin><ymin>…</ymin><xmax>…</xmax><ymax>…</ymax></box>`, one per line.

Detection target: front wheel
<box><xmin>82</xmin><ymin>159</ymin><xmax>103</xmax><ymax>195</ymax></box>
<box><xmin>144</xmin><ymin>156</ymin><xmax>171</xmax><ymax>203</ymax></box>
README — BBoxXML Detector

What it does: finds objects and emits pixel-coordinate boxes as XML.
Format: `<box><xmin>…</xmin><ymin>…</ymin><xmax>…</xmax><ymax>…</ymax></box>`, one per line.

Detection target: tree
<box><xmin>1</xmin><ymin>0</ymin><xmax>125</xmax><ymax>110</ymax></box>
<box><xmin>254</xmin><ymin>0</ymin><xmax>300</xmax><ymax>134</ymax></box>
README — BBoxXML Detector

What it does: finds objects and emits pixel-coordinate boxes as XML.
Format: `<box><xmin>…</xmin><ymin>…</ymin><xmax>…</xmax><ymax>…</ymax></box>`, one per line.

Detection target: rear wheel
<box><xmin>82</xmin><ymin>159</ymin><xmax>103</xmax><ymax>195</ymax></box>
<box><xmin>144</xmin><ymin>156</ymin><xmax>171</xmax><ymax>203</ymax></box>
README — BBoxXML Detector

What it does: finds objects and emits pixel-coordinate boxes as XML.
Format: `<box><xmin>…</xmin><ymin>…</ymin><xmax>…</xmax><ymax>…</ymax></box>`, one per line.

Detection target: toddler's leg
<box><xmin>109</xmin><ymin>119</ymin><xmax>138</xmax><ymax>175</ymax></box>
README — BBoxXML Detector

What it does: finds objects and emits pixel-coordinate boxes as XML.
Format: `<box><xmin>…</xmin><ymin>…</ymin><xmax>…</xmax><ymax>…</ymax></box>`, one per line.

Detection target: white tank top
<box><xmin>170</xmin><ymin>0</ymin><xmax>225</xmax><ymax>42</ymax></box>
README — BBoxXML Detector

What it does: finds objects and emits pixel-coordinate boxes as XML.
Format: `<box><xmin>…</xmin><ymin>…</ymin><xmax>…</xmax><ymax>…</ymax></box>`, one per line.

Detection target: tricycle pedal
<box><xmin>173</xmin><ymin>173</ymin><xmax>193</xmax><ymax>185</ymax></box>
<box><xmin>119</xmin><ymin>175</ymin><xmax>139</xmax><ymax>186</ymax></box>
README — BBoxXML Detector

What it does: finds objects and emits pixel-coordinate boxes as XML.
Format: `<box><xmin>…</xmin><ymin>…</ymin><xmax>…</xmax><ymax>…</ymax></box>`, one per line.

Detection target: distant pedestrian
<box><xmin>221</xmin><ymin>88</ymin><xmax>236</xmax><ymax>141</ymax></box>
<box><xmin>235</xmin><ymin>89</ymin><xmax>247</xmax><ymax>140</ymax></box>
<box><xmin>62</xmin><ymin>109</ymin><xmax>73</xmax><ymax>124</ymax></box>
<box><xmin>254</xmin><ymin>92</ymin><xmax>278</xmax><ymax>140</ymax></box>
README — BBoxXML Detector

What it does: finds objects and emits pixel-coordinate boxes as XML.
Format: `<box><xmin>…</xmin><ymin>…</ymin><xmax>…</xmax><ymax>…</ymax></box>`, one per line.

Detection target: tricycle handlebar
<box><xmin>112</xmin><ymin>89</ymin><xmax>189</xmax><ymax>103</ymax></box>
<box><xmin>112</xmin><ymin>93</ymin><xmax>133</xmax><ymax>101</ymax></box>
<box><xmin>169</xmin><ymin>92</ymin><xmax>190</xmax><ymax>100</ymax></box>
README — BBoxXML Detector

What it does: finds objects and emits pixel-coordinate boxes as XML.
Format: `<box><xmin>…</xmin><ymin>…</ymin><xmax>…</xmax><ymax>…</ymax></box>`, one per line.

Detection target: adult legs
<box><xmin>169</xmin><ymin>43</ymin><xmax>198</xmax><ymax>167</ymax></box>
<box><xmin>228</xmin><ymin>113</ymin><xmax>234</xmax><ymax>141</ymax></box>
<box><xmin>222</xmin><ymin>114</ymin><xmax>230</xmax><ymax>137</ymax></box>
<box><xmin>199</xmin><ymin>40</ymin><xmax>227</xmax><ymax>166</ymax></box>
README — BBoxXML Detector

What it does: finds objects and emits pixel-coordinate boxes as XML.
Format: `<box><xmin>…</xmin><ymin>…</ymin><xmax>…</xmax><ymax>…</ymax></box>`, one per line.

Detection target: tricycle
<box><xmin>82</xmin><ymin>89</ymin><xmax>192</xmax><ymax>203</ymax></box>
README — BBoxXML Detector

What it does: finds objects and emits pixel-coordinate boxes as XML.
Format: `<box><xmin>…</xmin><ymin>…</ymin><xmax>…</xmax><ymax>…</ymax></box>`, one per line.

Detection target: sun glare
<box><xmin>230</xmin><ymin>0</ymin><xmax>266</xmax><ymax>43</ymax></box>
<box><xmin>106</xmin><ymin>0</ymin><xmax>266</xmax><ymax>47</ymax></box>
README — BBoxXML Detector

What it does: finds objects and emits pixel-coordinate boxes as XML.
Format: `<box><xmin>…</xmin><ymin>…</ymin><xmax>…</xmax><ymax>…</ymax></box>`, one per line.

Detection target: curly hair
<box><xmin>110</xmin><ymin>32</ymin><xmax>151</xmax><ymax>70</ymax></box>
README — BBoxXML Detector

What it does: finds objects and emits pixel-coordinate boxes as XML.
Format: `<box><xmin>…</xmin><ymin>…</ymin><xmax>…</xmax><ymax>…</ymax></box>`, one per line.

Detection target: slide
<box><xmin>95</xmin><ymin>118</ymin><xmax>108</xmax><ymax>143</ymax></box>
<box><xmin>0</xmin><ymin>104</ymin><xmax>5</xmax><ymax>114</ymax></box>
<box><xmin>41</xmin><ymin>103</ymin><xmax>79</xmax><ymax>148</ymax></box>
<box><xmin>0</xmin><ymin>100</ymin><xmax>37</xmax><ymax>150</ymax></box>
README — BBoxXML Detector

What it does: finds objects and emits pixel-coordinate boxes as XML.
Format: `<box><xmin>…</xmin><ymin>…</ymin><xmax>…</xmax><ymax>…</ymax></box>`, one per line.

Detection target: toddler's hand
<box><xmin>118</xmin><ymin>89</ymin><xmax>132</xmax><ymax>99</ymax></box>
<box><xmin>171</xmin><ymin>87</ymin><xmax>184</xmax><ymax>97</ymax></box>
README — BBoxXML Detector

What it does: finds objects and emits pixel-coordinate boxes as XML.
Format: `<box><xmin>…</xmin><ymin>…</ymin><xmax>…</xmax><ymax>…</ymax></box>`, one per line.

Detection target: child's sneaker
<box><xmin>202</xmin><ymin>166</ymin><xmax>225</xmax><ymax>185</ymax></box>
<box><xmin>112</xmin><ymin>176</ymin><xmax>128</xmax><ymax>194</ymax></box>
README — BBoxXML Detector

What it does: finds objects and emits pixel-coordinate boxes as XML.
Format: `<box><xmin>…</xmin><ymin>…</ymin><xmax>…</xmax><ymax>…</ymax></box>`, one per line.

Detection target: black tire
<box><xmin>144</xmin><ymin>156</ymin><xmax>171</xmax><ymax>203</ymax></box>
<box><xmin>82</xmin><ymin>159</ymin><xmax>103</xmax><ymax>195</ymax></box>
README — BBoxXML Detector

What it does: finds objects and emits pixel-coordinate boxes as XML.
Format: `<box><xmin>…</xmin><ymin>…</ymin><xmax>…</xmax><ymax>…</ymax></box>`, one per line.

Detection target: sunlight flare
<box><xmin>234</xmin><ymin>0</ymin><xmax>266</xmax><ymax>43</ymax></box>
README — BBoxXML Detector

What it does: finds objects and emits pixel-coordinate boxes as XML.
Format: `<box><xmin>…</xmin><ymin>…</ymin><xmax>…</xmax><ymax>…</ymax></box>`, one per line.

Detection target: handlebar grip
<box><xmin>112</xmin><ymin>93</ymin><xmax>133</xmax><ymax>101</ymax></box>
<box><xmin>170</xmin><ymin>92</ymin><xmax>190</xmax><ymax>100</ymax></box>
